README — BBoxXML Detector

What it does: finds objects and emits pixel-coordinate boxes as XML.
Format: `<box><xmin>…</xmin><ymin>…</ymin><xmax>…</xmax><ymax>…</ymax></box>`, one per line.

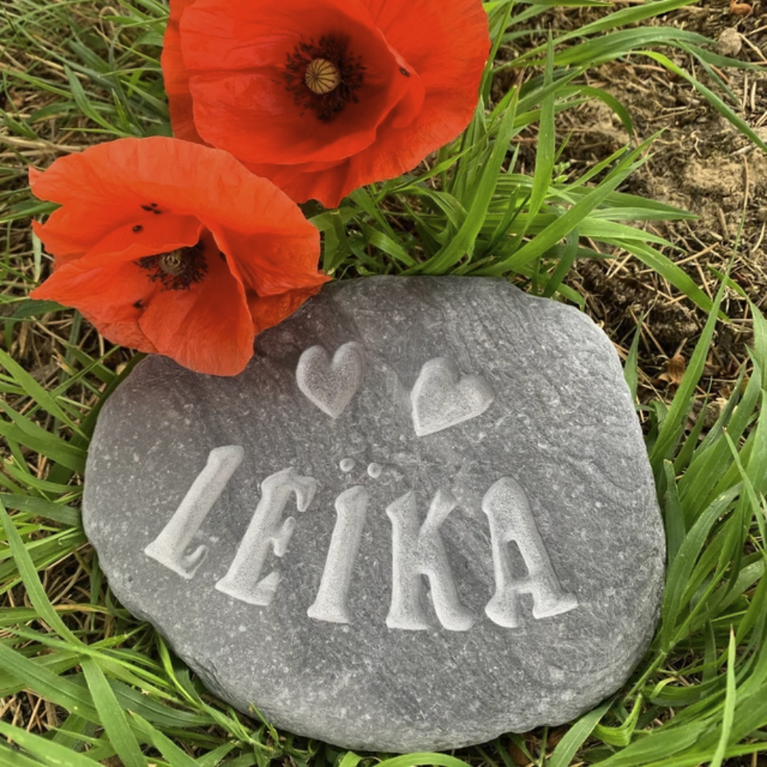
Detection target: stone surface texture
<box><xmin>84</xmin><ymin>276</ymin><xmax>665</xmax><ymax>753</ymax></box>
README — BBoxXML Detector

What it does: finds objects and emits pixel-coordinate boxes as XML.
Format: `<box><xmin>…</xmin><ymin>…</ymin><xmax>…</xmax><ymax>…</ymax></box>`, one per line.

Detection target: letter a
<box><xmin>386</xmin><ymin>489</ymin><xmax>474</xmax><ymax>631</ymax></box>
<box><xmin>144</xmin><ymin>445</ymin><xmax>244</xmax><ymax>579</ymax></box>
<box><xmin>215</xmin><ymin>467</ymin><xmax>317</xmax><ymax>606</ymax></box>
<box><xmin>482</xmin><ymin>476</ymin><xmax>578</xmax><ymax>628</ymax></box>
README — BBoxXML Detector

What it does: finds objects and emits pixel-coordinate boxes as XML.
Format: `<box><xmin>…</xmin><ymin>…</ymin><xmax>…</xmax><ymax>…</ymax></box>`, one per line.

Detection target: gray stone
<box><xmin>83</xmin><ymin>276</ymin><xmax>665</xmax><ymax>753</ymax></box>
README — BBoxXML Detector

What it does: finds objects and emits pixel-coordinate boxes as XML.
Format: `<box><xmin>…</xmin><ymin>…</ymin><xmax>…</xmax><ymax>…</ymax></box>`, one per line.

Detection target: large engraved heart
<box><xmin>411</xmin><ymin>357</ymin><xmax>495</xmax><ymax>436</ymax></box>
<box><xmin>296</xmin><ymin>342</ymin><xmax>364</xmax><ymax>418</ymax></box>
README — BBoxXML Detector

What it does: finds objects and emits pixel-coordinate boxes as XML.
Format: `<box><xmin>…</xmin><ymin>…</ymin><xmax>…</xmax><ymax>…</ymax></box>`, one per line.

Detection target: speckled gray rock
<box><xmin>83</xmin><ymin>276</ymin><xmax>664</xmax><ymax>753</ymax></box>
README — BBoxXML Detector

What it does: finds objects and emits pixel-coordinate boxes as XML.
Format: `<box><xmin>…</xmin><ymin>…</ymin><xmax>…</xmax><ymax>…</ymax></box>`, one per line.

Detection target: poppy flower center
<box><xmin>304</xmin><ymin>58</ymin><xmax>341</xmax><ymax>95</ymax></box>
<box><xmin>136</xmin><ymin>241</ymin><xmax>208</xmax><ymax>291</ymax></box>
<box><xmin>160</xmin><ymin>250</ymin><xmax>185</xmax><ymax>276</ymax></box>
<box><xmin>285</xmin><ymin>35</ymin><xmax>365</xmax><ymax>122</ymax></box>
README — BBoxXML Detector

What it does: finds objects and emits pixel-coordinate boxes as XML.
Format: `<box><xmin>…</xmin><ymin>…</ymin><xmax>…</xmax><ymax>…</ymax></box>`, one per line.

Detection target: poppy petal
<box><xmin>29</xmin><ymin>157</ymin><xmax>147</xmax><ymax>263</ymax></box>
<box><xmin>29</xmin><ymin>142</ymin><xmax>209</xmax><ymax>262</ymax></box>
<box><xmin>30</xmin><ymin>258</ymin><xmax>159</xmax><ymax>353</ymax></box>
<box><xmin>33</xmin><ymin>137</ymin><xmax>326</xmax><ymax>299</ymax></box>
<box><xmin>212</xmin><ymin>226</ymin><xmax>328</xmax><ymax>298</ymax></box>
<box><xmin>363</xmin><ymin>0</ymin><xmax>489</xmax><ymax>91</ymax></box>
<box><xmin>248</xmin><ymin>284</ymin><xmax>325</xmax><ymax>336</ymax></box>
<box><xmin>30</xmin><ymin>219</ymin><xmax>95</xmax><ymax>266</ymax></box>
<box><xmin>82</xmin><ymin>215</ymin><xmax>202</xmax><ymax>263</ymax></box>
<box><xmin>31</xmin><ymin>138</ymin><xmax>304</xmax><ymax>237</ymax></box>
<box><xmin>245</xmin><ymin>160</ymin><xmax>353</xmax><ymax>209</ymax></box>
<box><xmin>162</xmin><ymin>0</ymin><xmax>207</xmax><ymax>144</ymax></box>
<box><xmin>385</xmin><ymin>68</ymin><xmax>425</xmax><ymax>131</ymax></box>
<box><xmin>138</xmin><ymin>235</ymin><xmax>254</xmax><ymax>376</ymax></box>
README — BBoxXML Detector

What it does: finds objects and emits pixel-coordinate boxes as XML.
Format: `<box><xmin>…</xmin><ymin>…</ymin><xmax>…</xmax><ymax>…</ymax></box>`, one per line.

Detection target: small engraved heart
<box><xmin>296</xmin><ymin>342</ymin><xmax>364</xmax><ymax>419</ymax></box>
<box><xmin>411</xmin><ymin>358</ymin><xmax>494</xmax><ymax>437</ymax></box>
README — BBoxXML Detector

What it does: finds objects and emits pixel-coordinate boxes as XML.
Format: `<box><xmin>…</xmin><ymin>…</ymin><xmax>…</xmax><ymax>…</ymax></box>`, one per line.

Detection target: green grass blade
<box><xmin>548</xmin><ymin>698</ymin><xmax>612</xmax><ymax>767</ymax></box>
<box><xmin>623</xmin><ymin>319</ymin><xmax>641</xmax><ymax>401</ymax></box>
<box><xmin>593</xmin><ymin>722</ymin><xmax>710</xmax><ymax>767</ymax></box>
<box><xmin>0</xmin><ymin>406</ymin><xmax>87</xmax><ymax>473</ymax></box>
<box><xmin>377</xmin><ymin>755</ymin><xmax>472</xmax><ymax>767</ymax></box>
<box><xmin>623</xmin><ymin>242</ymin><xmax>714</xmax><ymax>315</ymax></box>
<box><xmin>0</xmin><ymin>639</ymin><xmax>101</xmax><ymax>719</ymax></box>
<box><xmin>0</xmin><ymin>722</ymin><xmax>98</xmax><ymax>767</ymax></box>
<box><xmin>649</xmin><ymin>279</ymin><xmax>725</xmax><ymax>469</ymax></box>
<box><xmin>641</xmin><ymin>50</ymin><xmax>767</xmax><ymax>153</ymax></box>
<box><xmin>0</xmin><ymin>494</ymin><xmax>80</xmax><ymax>526</ymax></box>
<box><xmin>417</xmin><ymin>91</ymin><xmax>520</xmax><ymax>274</ymax></box>
<box><xmin>509</xmin><ymin>0</ymin><xmax>700</xmax><ymax>55</ymax></box>
<box><xmin>523</xmin><ymin>36</ymin><xmax>557</xmax><ymax>242</ymax></box>
<box><xmin>129</xmin><ymin>711</ymin><xmax>199</xmax><ymax>767</ymax></box>
<box><xmin>709</xmin><ymin>630</ymin><xmax>738</xmax><ymax>767</ymax></box>
<box><xmin>0</xmin><ymin>348</ymin><xmax>85</xmax><ymax>438</ymax></box>
<box><xmin>474</xmin><ymin>136</ymin><xmax>657</xmax><ymax>276</ymax></box>
<box><xmin>750</xmin><ymin>300</ymin><xmax>767</xmax><ymax>390</ymax></box>
<box><xmin>542</xmin><ymin>229</ymin><xmax>578</xmax><ymax>298</ymax></box>
<box><xmin>337</xmin><ymin>752</ymin><xmax>364</xmax><ymax>767</ymax></box>
<box><xmin>662</xmin><ymin>461</ymin><xmax>685</xmax><ymax>566</ymax></box>
<box><xmin>81</xmin><ymin>657</ymin><xmax>149</xmax><ymax>767</ymax></box>
<box><xmin>593</xmin><ymin>695</ymin><xmax>643</xmax><ymax>747</ymax></box>
<box><xmin>0</xmin><ymin>499</ymin><xmax>82</xmax><ymax>645</ymax></box>
<box><xmin>0</xmin><ymin>744</ymin><xmax>50</xmax><ymax>767</ymax></box>
<box><xmin>659</xmin><ymin>487</ymin><xmax>739</xmax><ymax>651</ymax></box>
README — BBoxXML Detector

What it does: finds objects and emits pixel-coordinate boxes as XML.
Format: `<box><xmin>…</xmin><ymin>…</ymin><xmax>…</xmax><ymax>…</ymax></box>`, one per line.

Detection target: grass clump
<box><xmin>1</xmin><ymin>0</ymin><xmax>766</xmax><ymax>765</ymax></box>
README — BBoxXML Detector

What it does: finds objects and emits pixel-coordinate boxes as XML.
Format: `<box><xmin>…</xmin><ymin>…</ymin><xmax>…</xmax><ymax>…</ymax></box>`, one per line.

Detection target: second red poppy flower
<box><xmin>162</xmin><ymin>0</ymin><xmax>490</xmax><ymax>208</ymax></box>
<box><xmin>30</xmin><ymin>138</ymin><xmax>327</xmax><ymax>377</ymax></box>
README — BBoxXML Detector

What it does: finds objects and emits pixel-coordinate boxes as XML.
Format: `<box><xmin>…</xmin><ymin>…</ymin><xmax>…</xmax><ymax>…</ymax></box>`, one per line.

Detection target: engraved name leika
<box><xmin>145</xmin><ymin>447</ymin><xmax>579</xmax><ymax>630</ymax></box>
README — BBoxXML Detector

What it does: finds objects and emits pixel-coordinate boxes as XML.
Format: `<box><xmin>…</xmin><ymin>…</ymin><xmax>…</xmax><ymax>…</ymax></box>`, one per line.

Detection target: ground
<box><xmin>552</xmin><ymin>1</ymin><xmax>767</xmax><ymax>420</ymax></box>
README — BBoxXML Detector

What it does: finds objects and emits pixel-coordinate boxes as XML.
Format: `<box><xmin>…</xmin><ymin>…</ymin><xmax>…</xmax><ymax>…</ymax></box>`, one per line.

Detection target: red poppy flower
<box><xmin>30</xmin><ymin>137</ymin><xmax>327</xmax><ymax>376</ymax></box>
<box><xmin>162</xmin><ymin>0</ymin><xmax>490</xmax><ymax>207</ymax></box>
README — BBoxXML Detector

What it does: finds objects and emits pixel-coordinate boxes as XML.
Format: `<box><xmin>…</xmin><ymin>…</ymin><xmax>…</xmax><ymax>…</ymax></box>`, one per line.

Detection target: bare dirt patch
<box><xmin>539</xmin><ymin>1</ymin><xmax>767</xmax><ymax>412</ymax></box>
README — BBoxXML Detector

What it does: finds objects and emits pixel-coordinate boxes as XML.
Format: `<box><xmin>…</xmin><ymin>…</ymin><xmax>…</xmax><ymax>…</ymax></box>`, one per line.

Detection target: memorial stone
<box><xmin>83</xmin><ymin>276</ymin><xmax>665</xmax><ymax>753</ymax></box>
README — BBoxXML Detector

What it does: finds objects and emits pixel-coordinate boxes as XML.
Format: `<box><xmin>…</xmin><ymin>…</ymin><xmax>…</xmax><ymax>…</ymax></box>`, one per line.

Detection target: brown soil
<box><xmin>548</xmin><ymin>1</ymin><xmax>767</xmax><ymax>416</ymax></box>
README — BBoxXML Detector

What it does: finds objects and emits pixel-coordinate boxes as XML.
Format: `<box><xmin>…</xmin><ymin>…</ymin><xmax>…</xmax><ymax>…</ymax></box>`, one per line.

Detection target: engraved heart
<box><xmin>296</xmin><ymin>342</ymin><xmax>364</xmax><ymax>418</ymax></box>
<box><xmin>411</xmin><ymin>357</ymin><xmax>495</xmax><ymax>437</ymax></box>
